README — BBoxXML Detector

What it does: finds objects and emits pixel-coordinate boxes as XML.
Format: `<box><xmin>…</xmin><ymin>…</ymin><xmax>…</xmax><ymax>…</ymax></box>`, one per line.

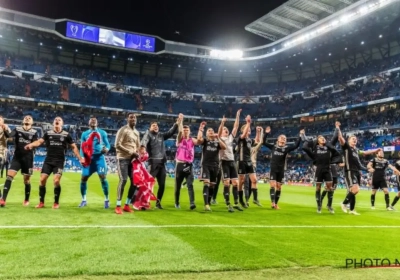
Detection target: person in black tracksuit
<box><xmin>141</xmin><ymin>114</ymin><xmax>182</xmax><ymax>209</ymax></box>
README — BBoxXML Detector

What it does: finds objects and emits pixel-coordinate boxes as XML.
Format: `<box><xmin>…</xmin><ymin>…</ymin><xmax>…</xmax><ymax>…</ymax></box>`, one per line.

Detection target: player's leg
<box><xmin>237</xmin><ymin>162</ymin><xmax>247</xmax><ymax>208</ymax></box>
<box><xmin>273</xmin><ymin>171</ymin><xmax>284</xmax><ymax>209</ymax></box>
<box><xmin>37</xmin><ymin>170</ymin><xmax>50</xmax><ymax>208</ymax></box>
<box><xmin>325</xmin><ymin>180</ymin><xmax>334</xmax><ymax>214</ymax></box>
<box><xmin>0</xmin><ymin>158</ymin><xmax>21</xmax><ymax>206</ymax></box>
<box><xmin>269</xmin><ymin>171</ymin><xmax>277</xmax><ymax>208</ymax></box>
<box><xmin>244</xmin><ymin>174</ymin><xmax>250</xmax><ymax>204</ymax></box>
<box><xmin>326</xmin><ymin>176</ymin><xmax>337</xmax><ymax>208</ymax></box>
<box><xmin>249</xmin><ymin>172</ymin><xmax>261</xmax><ymax>206</ymax></box>
<box><xmin>381</xmin><ymin>180</ymin><xmax>391</xmax><ymax>210</ymax></box>
<box><xmin>186</xmin><ymin>167</ymin><xmax>196</xmax><ymax>210</ymax></box>
<box><xmin>211</xmin><ymin>169</ymin><xmax>221</xmax><ymax>205</ymax></box>
<box><xmin>341</xmin><ymin>171</ymin><xmax>354</xmax><ymax>213</ymax></box>
<box><xmin>174</xmin><ymin>162</ymin><xmax>185</xmax><ymax>208</ymax></box>
<box><xmin>0</xmin><ymin>157</ymin><xmax>4</xmax><ymax>179</ymax></box>
<box><xmin>52</xmin><ymin>166</ymin><xmax>63</xmax><ymax>209</ymax></box>
<box><xmin>201</xmin><ymin>166</ymin><xmax>211</xmax><ymax>211</ymax></box>
<box><xmin>79</xmin><ymin>162</ymin><xmax>93</xmax><ymax>207</ymax></box>
<box><xmin>96</xmin><ymin>156</ymin><xmax>109</xmax><ymax>208</ymax></box>
<box><xmin>390</xmin><ymin>177</ymin><xmax>400</xmax><ymax>209</ymax></box>
<box><xmin>22</xmin><ymin>174</ymin><xmax>32</xmax><ymax>206</ymax></box>
<box><xmin>370</xmin><ymin>187</ymin><xmax>378</xmax><ymax>209</ymax></box>
<box><xmin>155</xmin><ymin>164</ymin><xmax>167</xmax><ymax>209</ymax></box>
<box><xmin>115</xmin><ymin>158</ymin><xmax>130</xmax><ymax>214</ymax></box>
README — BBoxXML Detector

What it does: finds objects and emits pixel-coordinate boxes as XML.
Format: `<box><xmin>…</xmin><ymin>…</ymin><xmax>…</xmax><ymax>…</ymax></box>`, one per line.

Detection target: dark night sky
<box><xmin>0</xmin><ymin>0</ymin><xmax>287</xmax><ymax>48</ymax></box>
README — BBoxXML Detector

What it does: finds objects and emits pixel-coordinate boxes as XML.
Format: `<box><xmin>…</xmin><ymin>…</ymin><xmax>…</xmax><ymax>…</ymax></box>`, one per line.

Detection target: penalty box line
<box><xmin>0</xmin><ymin>225</ymin><xmax>400</xmax><ymax>229</ymax></box>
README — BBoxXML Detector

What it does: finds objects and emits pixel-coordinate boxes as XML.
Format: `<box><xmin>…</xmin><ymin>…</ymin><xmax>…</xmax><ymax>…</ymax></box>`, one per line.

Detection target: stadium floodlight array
<box><xmin>209</xmin><ymin>49</ymin><xmax>243</xmax><ymax>60</ymax></box>
<box><xmin>282</xmin><ymin>0</ymin><xmax>395</xmax><ymax>49</ymax></box>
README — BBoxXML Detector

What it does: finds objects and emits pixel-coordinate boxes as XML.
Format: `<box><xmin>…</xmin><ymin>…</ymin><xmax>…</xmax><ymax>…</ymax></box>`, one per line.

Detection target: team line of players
<box><xmin>0</xmin><ymin>112</ymin><xmax>400</xmax><ymax>215</ymax></box>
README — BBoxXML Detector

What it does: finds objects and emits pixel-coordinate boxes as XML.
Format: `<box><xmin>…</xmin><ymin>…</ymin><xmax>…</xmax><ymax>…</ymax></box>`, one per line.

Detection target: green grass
<box><xmin>0</xmin><ymin>172</ymin><xmax>400</xmax><ymax>279</ymax></box>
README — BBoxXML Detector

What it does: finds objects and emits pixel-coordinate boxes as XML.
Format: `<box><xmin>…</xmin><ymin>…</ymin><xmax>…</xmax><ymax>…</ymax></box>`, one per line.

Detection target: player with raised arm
<box><xmin>114</xmin><ymin>113</ymin><xmax>141</xmax><ymax>214</ymax></box>
<box><xmin>217</xmin><ymin>109</ymin><xmax>242</xmax><ymax>212</ymax></box>
<box><xmin>25</xmin><ymin>117</ymin><xmax>84</xmax><ymax>209</ymax></box>
<box><xmin>79</xmin><ymin>117</ymin><xmax>111</xmax><ymax>208</ymax></box>
<box><xmin>141</xmin><ymin>114</ymin><xmax>182</xmax><ymax>209</ymax></box>
<box><xmin>245</xmin><ymin>127</ymin><xmax>264</xmax><ymax>205</ymax></box>
<box><xmin>197</xmin><ymin>122</ymin><xmax>227</xmax><ymax>211</ymax></box>
<box><xmin>367</xmin><ymin>150</ymin><xmax>400</xmax><ymax>210</ymax></box>
<box><xmin>0</xmin><ymin>115</ymin><xmax>38</xmax><ymax>207</ymax></box>
<box><xmin>263</xmin><ymin>127</ymin><xmax>303</xmax><ymax>209</ymax></box>
<box><xmin>237</xmin><ymin>115</ymin><xmax>262</xmax><ymax>208</ymax></box>
<box><xmin>174</xmin><ymin>121</ymin><xmax>199</xmax><ymax>210</ymax></box>
<box><xmin>337</xmin><ymin>126</ymin><xmax>381</xmax><ymax>215</ymax></box>
<box><xmin>390</xmin><ymin>152</ymin><xmax>400</xmax><ymax>210</ymax></box>
<box><xmin>302</xmin><ymin>127</ymin><xmax>342</xmax><ymax>214</ymax></box>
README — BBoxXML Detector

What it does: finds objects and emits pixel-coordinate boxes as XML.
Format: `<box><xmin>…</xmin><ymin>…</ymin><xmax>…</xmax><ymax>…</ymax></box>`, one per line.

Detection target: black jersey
<box><xmin>342</xmin><ymin>142</ymin><xmax>361</xmax><ymax>172</ymax></box>
<box><xmin>370</xmin><ymin>157</ymin><xmax>389</xmax><ymax>181</ymax></box>
<box><xmin>42</xmin><ymin>130</ymin><xmax>74</xmax><ymax>164</ymax></box>
<box><xmin>237</xmin><ymin>137</ymin><xmax>255</xmax><ymax>162</ymax></box>
<box><xmin>263</xmin><ymin>135</ymin><xmax>301</xmax><ymax>171</ymax></box>
<box><xmin>201</xmin><ymin>139</ymin><xmax>220</xmax><ymax>166</ymax></box>
<box><xmin>313</xmin><ymin>145</ymin><xmax>333</xmax><ymax>169</ymax></box>
<box><xmin>10</xmin><ymin>126</ymin><xmax>38</xmax><ymax>158</ymax></box>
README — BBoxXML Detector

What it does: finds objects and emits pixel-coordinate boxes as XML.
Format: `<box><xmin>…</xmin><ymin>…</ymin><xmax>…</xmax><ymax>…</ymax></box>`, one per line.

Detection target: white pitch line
<box><xmin>0</xmin><ymin>225</ymin><xmax>400</xmax><ymax>229</ymax></box>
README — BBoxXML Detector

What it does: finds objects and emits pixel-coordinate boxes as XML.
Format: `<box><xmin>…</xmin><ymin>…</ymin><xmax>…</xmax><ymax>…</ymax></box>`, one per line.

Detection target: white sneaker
<box><xmin>371</xmin><ymin>206</ymin><xmax>375</xmax><ymax>210</ymax></box>
<box><xmin>387</xmin><ymin>207</ymin><xmax>393</xmax><ymax>211</ymax></box>
<box><xmin>341</xmin><ymin>204</ymin><xmax>348</xmax><ymax>213</ymax></box>
<box><xmin>349</xmin><ymin>210</ymin><xmax>361</xmax><ymax>215</ymax></box>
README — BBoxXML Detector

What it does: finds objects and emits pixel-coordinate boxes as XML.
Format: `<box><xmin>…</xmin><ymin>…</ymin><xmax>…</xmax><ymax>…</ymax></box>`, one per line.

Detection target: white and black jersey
<box><xmin>42</xmin><ymin>130</ymin><xmax>74</xmax><ymax>165</ymax></box>
<box><xmin>201</xmin><ymin>139</ymin><xmax>221</xmax><ymax>166</ymax></box>
<box><xmin>10</xmin><ymin>127</ymin><xmax>38</xmax><ymax>158</ymax></box>
<box><xmin>370</xmin><ymin>158</ymin><xmax>389</xmax><ymax>183</ymax></box>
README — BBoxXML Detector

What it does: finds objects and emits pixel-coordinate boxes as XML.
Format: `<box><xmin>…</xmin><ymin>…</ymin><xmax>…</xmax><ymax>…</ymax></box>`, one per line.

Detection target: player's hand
<box><xmin>335</xmin><ymin>121</ymin><xmax>341</xmax><ymax>128</ymax></box>
<box><xmin>245</xmin><ymin>115</ymin><xmax>251</xmax><ymax>123</ymax></box>
<box><xmin>200</xmin><ymin>121</ymin><xmax>207</xmax><ymax>130</ymax></box>
<box><xmin>368</xmin><ymin>168</ymin><xmax>375</xmax><ymax>173</ymax></box>
<box><xmin>24</xmin><ymin>144</ymin><xmax>33</xmax><ymax>150</ymax></box>
<box><xmin>256</xmin><ymin>126</ymin><xmax>262</xmax><ymax>132</ymax></box>
<box><xmin>221</xmin><ymin>116</ymin><xmax>227</xmax><ymax>123</ymax></box>
<box><xmin>265</xmin><ymin>126</ymin><xmax>271</xmax><ymax>134</ymax></box>
<box><xmin>236</xmin><ymin>109</ymin><xmax>242</xmax><ymax>116</ymax></box>
<box><xmin>213</xmin><ymin>133</ymin><xmax>220</xmax><ymax>139</ymax></box>
<box><xmin>131</xmin><ymin>152</ymin><xmax>139</xmax><ymax>160</ymax></box>
<box><xmin>101</xmin><ymin>147</ymin><xmax>109</xmax><ymax>154</ymax></box>
<box><xmin>139</xmin><ymin>146</ymin><xmax>146</xmax><ymax>155</ymax></box>
<box><xmin>376</xmin><ymin>148</ymin><xmax>383</xmax><ymax>153</ymax></box>
<box><xmin>79</xmin><ymin>158</ymin><xmax>86</xmax><ymax>165</ymax></box>
<box><xmin>300</xmin><ymin>129</ymin><xmax>305</xmax><ymax>135</ymax></box>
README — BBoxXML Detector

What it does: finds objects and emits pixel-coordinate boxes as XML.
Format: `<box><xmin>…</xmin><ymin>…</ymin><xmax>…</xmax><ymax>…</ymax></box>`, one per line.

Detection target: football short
<box><xmin>344</xmin><ymin>170</ymin><xmax>360</xmax><ymax>188</ymax></box>
<box><xmin>372</xmin><ymin>179</ymin><xmax>388</xmax><ymax>190</ymax></box>
<box><xmin>9</xmin><ymin>156</ymin><xmax>33</xmax><ymax>176</ymax></box>
<box><xmin>315</xmin><ymin>168</ymin><xmax>333</xmax><ymax>183</ymax></box>
<box><xmin>238</xmin><ymin>161</ymin><xmax>255</xmax><ymax>175</ymax></box>
<box><xmin>81</xmin><ymin>154</ymin><xmax>107</xmax><ymax>177</ymax></box>
<box><xmin>41</xmin><ymin>161</ymin><xmax>64</xmax><ymax>176</ymax></box>
<box><xmin>221</xmin><ymin>160</ymin><xmax>238</xmax><ymax>180</ymax></box>
<box><xmin>201</xmin><ymin>164</ymin><xmax>219</xmax><ymax>184</ymax></box>
<box><xmin>270</xmin><ymin>169</ymin><xmax>284</xmax><ymax>184</ymax></box>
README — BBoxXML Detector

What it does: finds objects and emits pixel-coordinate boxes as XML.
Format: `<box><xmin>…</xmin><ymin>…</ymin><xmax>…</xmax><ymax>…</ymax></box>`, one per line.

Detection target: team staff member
<box><xmin>114</xmin><ymin>113</ymin><xmax>141</xmax><ymax>215</ymax></box>
<box><xmin>141</xmin><ymin>113</ymin><xmax>183</xmax><ymax>209</ymax></box>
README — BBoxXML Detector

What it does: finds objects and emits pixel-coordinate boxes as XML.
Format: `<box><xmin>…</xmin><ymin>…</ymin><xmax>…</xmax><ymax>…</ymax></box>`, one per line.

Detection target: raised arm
<box><xmin>163</xmin><ymin>113</ymin><xmax>183</xmax><ymax>140</ymax></box>
<box><xmin>218</xmin><ymin>116</ymin><xmax>227</xmax><ymax>138</ymax></box>
<box><xmin>359</xmin><ymin>148</ymin><xmax>381</xmax><ymax>157</ymax></box>
<box><xmin>176</xmin><ymin>119</ymin><xmax>184</xmax><ymax>145</ymax></box>
<box><xmin>231</xmin><ymin>109</ymin><xmax>242</xmax><ymax>138</ymax></box>
<box><xmin>240</xmin><ymin>115</ymin><xmax>251</xmax><ymax>139</ymax></box>
<box><xmin>254</xmin><ymin>128</ymin><xmax>264</xmax><ymax>152</ymax></box>
<box><xmin>255</xmin><ymin>126</ymin><xmax>262</xmax><ymax>144</ymax></box>
<box><xmin>288</xmin><ymin>129</ymin><xmax>304</xmax><ymax>152</ymax></box>
<box><xmin>330</xmin><ymin>122</ymin><xmax>340</xmax><ymax>146</ymax></box>
<box><xmin>263</xmin><ymin>126</ymin><xmax>275</xmax><ymax>150</ymax></box>
<box><xmin>336</xmin><ymin>122</ymin><xmax>346</xmax><ymax>146</ymax></box>
<box><xmin>196</xmin><ymin>121</ymin><xmax>206</xmax><ymax>145</ymax></box>
<box><xmin>367</xmin><ymin>160</ymin><xmax>374</xmax><ymax>173</ymax></box>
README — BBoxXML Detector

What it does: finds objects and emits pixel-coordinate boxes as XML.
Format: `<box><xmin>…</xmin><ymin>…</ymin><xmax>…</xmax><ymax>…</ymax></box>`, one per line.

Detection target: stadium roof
<box><xmin>246</xmin><ymin>0</ymin><xmax>362</xmax><ymax>41</ymax></box>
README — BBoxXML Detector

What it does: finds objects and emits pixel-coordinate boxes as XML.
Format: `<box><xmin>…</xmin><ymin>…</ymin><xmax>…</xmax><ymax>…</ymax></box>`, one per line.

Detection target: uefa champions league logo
<box><xmin>70</xmin><ymin>25</ymin><xmax>79</xmax><ymax>37</ymax></box>
<box><xmin>144</xmin><ymin>39</ymin><xmax>152</xmax><ymax>49</ymax></box>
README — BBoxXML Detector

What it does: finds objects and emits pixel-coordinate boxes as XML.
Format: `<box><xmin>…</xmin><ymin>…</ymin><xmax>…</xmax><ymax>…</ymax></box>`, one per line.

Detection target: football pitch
<box><xmin>1</xmin><ymin>172</ymin><xmax>400</xmax><ymax>280</ymax></box>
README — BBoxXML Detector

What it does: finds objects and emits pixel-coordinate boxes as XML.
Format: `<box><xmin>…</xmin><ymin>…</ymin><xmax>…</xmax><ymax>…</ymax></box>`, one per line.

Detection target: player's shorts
<box><xmin>270</xmin><ymin>169</ymin><xmax>284</xmax><ymax>184</ymax></box>
<box><xmin>221</xmin><ymin>160</ymin><xmax>238</xmax><ymax>180</ymax></box>
<box><xmin>9</xmin><ymin>156</ymin><xmax>33</xmax><ymax>176</ymax></box>
<box><xmin>238</xmin><ymin>161</ymin><xmax>255</xmax><ymax>175</ymax></box>
<box><xmin>201</xmin><ymin>164</ymin><xmax>219</xmax><ymax>184</ymax></box>
<box><xmin>82</xmin><ymin>154</ymin><xmax>107</xmax><ymax>177</ymax></box>
<box><xmin>41</xmin><ymin>161</ymin><xmax>64</xmax><ymax>176</ymax></box>
<box><xmin>372</xmin><ymin>179</ymin><xmax>388</xmax><ymax>190</ymax></box>
<box><xmin>315</xmin><ymin>167</ymin><xmax>333</xmax><ymax>183</ymax></box>
<box><xmin>344</xmin><ymin>170</ymin><xmax>360</xmax><ymax>188</ymax></box>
